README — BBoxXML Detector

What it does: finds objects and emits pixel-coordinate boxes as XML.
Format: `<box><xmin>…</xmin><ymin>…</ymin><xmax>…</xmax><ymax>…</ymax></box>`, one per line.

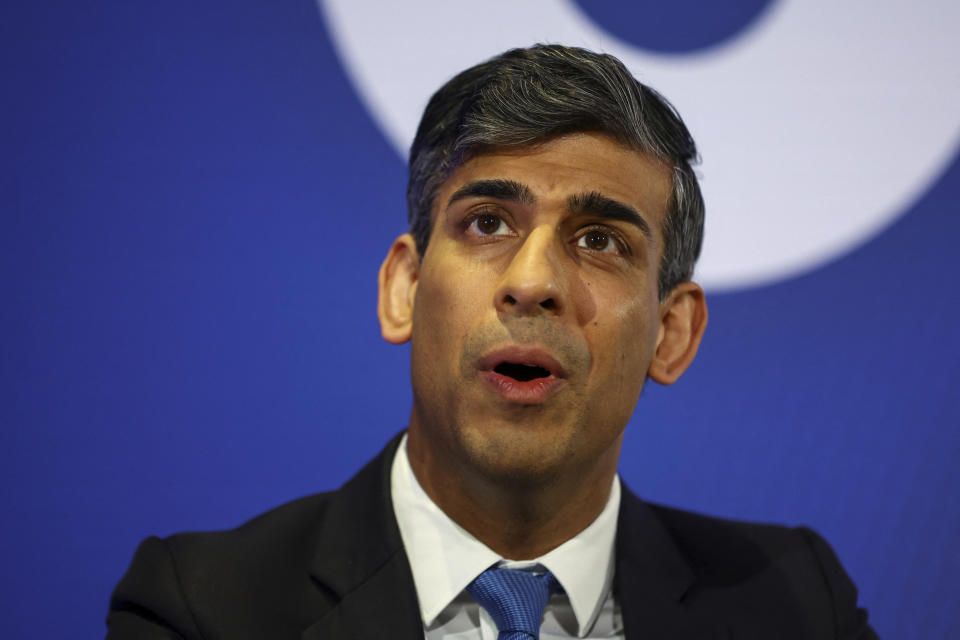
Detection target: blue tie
<box><xmin>467</xmin><ymin>567</ymin><xmax>561</xmax><ymax>640</ymax></box>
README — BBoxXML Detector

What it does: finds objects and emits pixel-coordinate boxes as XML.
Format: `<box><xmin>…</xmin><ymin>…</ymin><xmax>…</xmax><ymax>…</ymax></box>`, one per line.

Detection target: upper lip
<box><xmin>477</xmin><ymin>345</ymin><xmax>568</xmax><ymax>378</ymax></box>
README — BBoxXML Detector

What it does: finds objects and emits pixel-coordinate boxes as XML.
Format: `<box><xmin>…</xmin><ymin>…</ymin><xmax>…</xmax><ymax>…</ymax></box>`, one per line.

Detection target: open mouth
<box><xmin>479</xmin><ymin>348</ymin><xmax>564</xmax><ymax>403</ymax></box>
<box><xmin>493</xmin><ymin>362</ymin><xmax>552</xmax><ymax>382</ymax></box>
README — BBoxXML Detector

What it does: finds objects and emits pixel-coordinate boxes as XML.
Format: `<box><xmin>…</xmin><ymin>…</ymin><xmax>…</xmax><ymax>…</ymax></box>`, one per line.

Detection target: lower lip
<box><xmin>481</xmin><ymin>371</ymin><xmax>564</xmax><ymax>404</ymax></box>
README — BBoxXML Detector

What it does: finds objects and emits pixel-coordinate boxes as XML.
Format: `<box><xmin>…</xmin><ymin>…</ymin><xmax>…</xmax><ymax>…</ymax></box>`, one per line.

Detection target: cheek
<box><xmin>591</xmin><ymin>291</ymin><xmax>659</xmax><ymax>381</ymax></box>
<box><xmin>412</xmin><ymin>261</ymin><xmax>479</xmax><ymax>360</ymax></box>
<box><xmin>590</xmin><ymin>307</ymin><xmax>656</xmax><ymax>430</ymax></box>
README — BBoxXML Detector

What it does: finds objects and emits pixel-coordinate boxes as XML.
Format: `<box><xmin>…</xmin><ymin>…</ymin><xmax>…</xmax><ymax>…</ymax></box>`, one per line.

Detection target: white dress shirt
<box><xmin>391</xmin><ymin>434</ymin><xmax>625</xmax><ymax>639</ymax></box>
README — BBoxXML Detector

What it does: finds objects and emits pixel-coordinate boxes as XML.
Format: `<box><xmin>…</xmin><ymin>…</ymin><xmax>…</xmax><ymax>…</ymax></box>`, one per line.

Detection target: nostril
<box><xmin>540</xmin><ymin>298</ymin><xmax>556</xmax><ymax>310</ymax></box>
<box><xmin>504</xmin><ymin>294</ymin><xmax>517</xmax><ymax>305</ymax></box>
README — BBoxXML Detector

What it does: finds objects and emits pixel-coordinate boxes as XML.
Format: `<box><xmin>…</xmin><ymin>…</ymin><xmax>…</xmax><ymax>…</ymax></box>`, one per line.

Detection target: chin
<box><xmin>456</xmin><ymin>419</ymin><xmax>573</xmax><ymax>486</ymax></box>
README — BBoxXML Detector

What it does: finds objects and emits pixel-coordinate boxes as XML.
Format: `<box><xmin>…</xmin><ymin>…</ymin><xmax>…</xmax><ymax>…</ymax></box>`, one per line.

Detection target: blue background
<box><xmin>2</xmin><ymin>1</ymin><xmax>957</xmax><ymax>637</ymax></box>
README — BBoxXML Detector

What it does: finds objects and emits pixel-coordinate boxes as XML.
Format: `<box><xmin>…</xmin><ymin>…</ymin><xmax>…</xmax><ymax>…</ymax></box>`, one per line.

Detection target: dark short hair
<box><xmin>406</xmin><ymin>44</ymin><xmax>704</xmax><ymax>300</ymax></box>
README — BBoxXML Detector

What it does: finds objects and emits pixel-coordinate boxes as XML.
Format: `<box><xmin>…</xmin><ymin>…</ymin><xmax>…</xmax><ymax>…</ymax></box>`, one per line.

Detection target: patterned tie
<box><xmin>467</xmin><ymin>567</ymin><xmax>561</xmax><ymax>640</ymax></box>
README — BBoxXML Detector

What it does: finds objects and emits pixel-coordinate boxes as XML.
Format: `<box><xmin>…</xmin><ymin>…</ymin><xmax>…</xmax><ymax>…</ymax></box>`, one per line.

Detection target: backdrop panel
<box><xmin>2</xmin><ymin>1</ymin><xmax>957</xmax><ymax>637</ymax></box>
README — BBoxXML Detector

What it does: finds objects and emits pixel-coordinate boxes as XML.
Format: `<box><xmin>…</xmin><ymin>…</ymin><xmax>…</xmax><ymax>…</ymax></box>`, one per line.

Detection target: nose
<box><xmin>494</xmin><ymin>226</ymin><xmax>566</xmax><ymax>317</ymax></box>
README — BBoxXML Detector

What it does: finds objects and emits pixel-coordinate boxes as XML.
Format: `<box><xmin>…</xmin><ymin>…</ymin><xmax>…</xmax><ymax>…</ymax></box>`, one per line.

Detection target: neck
<box><xmin>405</xmin><ymin>426</ymin><xmax>619</xmax><ymax>560</ymax></box>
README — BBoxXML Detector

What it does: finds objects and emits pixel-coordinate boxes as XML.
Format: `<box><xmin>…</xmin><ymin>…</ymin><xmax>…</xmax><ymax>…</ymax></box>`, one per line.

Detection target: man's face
<box><xmin>399</xmin><ymin>132</ymin><xmax>674</xmax><ymax>485</ymax></box>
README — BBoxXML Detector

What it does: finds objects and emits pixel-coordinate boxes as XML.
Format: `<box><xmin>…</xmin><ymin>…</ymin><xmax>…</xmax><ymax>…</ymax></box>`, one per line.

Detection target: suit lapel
<box><xmin>301</xmin><ymin>432</ymin><xmax>424</xmax><ymax>640</ymax></box>
<box><xmin>616</xmin><ymin>486</ymin><xmax>729</xmax><ymax>640</ymax></box>
<box><xmin>301</xmin><ymin>550</ymin><xmax>422</xmax><ymax>640</ymax></box>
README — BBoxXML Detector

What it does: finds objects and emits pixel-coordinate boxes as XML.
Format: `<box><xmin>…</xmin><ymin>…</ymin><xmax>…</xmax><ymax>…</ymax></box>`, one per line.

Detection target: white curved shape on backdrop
<box><xmin>318</xmin><ymin>0</ymin><xmax>960</xmax><ymax>290</ymax></box>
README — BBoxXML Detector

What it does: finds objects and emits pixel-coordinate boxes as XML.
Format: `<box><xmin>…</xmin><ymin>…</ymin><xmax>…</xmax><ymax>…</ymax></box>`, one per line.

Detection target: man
<box><xmin>107</xmin><ymin>45</ymin><xmax>877</xmax><ymax>639</ymax></box>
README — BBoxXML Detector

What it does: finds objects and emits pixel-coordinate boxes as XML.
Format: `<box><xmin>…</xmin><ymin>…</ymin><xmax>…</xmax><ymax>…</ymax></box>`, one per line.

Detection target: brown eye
<box><xmin>467</xmin><ymin>213</ymin><xmax>510</xmax><ymax>237</ymax></box>
<box><xmin>580</xmin><ymin>229</ymin><xmax>612</xmax><ymax>252</ymax></box>
<box><xmin>476</xmin><ymin>214</ymin><xmax>503</xmax><ymax>234</ymax></box>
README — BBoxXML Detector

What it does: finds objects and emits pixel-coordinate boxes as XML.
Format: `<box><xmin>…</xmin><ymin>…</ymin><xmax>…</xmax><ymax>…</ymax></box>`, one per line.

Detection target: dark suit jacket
<box><xmin>106</xmin><ymin>434</ymin><xmax>878</xmax><ymax>639</ymax></box>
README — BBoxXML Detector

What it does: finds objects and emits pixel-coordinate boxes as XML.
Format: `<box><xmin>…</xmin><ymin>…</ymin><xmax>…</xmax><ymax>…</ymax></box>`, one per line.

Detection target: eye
<box><xmin>466</xmin><ymin>212</ymin><xmax>512</xmax><ymax>236</ymax></box>
<box><xmin>577</xmin><ymin>228</ymin><xmax>620</xmax><ymax>253</ymax></box>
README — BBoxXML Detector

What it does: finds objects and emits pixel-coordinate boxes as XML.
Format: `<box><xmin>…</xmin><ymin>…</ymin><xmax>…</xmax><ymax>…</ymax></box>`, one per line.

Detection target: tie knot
<box><xmin>467</xmin><ymin>567</ymin><xmax>560</xmax><ymax>640</ymax></box>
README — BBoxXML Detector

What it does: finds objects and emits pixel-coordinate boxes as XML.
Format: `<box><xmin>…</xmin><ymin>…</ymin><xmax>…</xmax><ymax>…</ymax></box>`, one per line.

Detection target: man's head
<box><xmin>406</xmin><ymin>44</ymin><xmax>704</xmax><ymax>301</ymax></box>
<box><xmin>377</xmin><ymin>45</ymin><xmax>708</xmax><ymax>517</ymax></box>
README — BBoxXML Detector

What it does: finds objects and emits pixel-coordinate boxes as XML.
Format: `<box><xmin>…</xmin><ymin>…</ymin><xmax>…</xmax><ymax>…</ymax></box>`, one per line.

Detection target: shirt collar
<box><xmin>391</xmin><ymin>433</ymin><xmax>620</xmax><ymax>637</ymax></box>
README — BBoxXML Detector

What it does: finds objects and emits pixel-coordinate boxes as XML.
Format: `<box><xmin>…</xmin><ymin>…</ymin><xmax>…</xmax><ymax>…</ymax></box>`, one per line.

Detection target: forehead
<box><xmin>435</xmin><ymin>132</ymin><xmax>673</xmax><ymax>231</ymax></box>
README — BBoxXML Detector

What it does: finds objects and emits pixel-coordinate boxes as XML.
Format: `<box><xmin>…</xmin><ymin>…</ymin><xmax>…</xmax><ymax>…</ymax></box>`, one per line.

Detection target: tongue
<box><xmin>494</xmin><ymin>362</ymin><xmax>551</xmax><ymax>382</ymax></box>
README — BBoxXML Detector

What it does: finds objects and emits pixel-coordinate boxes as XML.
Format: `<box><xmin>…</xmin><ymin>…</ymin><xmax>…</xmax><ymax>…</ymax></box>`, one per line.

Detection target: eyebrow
<box><xmin>568</xmin><ymin>191</ymin><xmax>652</xmax><ymax>241</ymax></box>
<box><xmin>447</xmin><ymin>179</ymin><xmax>535</xmax><ymax>208</ymax></box>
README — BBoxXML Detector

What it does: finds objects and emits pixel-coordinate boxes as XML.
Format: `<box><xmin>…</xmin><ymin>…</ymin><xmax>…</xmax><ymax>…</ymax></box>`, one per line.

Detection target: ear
<box><xmin>377</xmin><ymin>233</ymin><xmax>420</xmax><ymax>344</ymax></box>
<box><xmin>647</xmin><ymin>281</ymin><xmax>708</xmax><ymax>385</ymax></box>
